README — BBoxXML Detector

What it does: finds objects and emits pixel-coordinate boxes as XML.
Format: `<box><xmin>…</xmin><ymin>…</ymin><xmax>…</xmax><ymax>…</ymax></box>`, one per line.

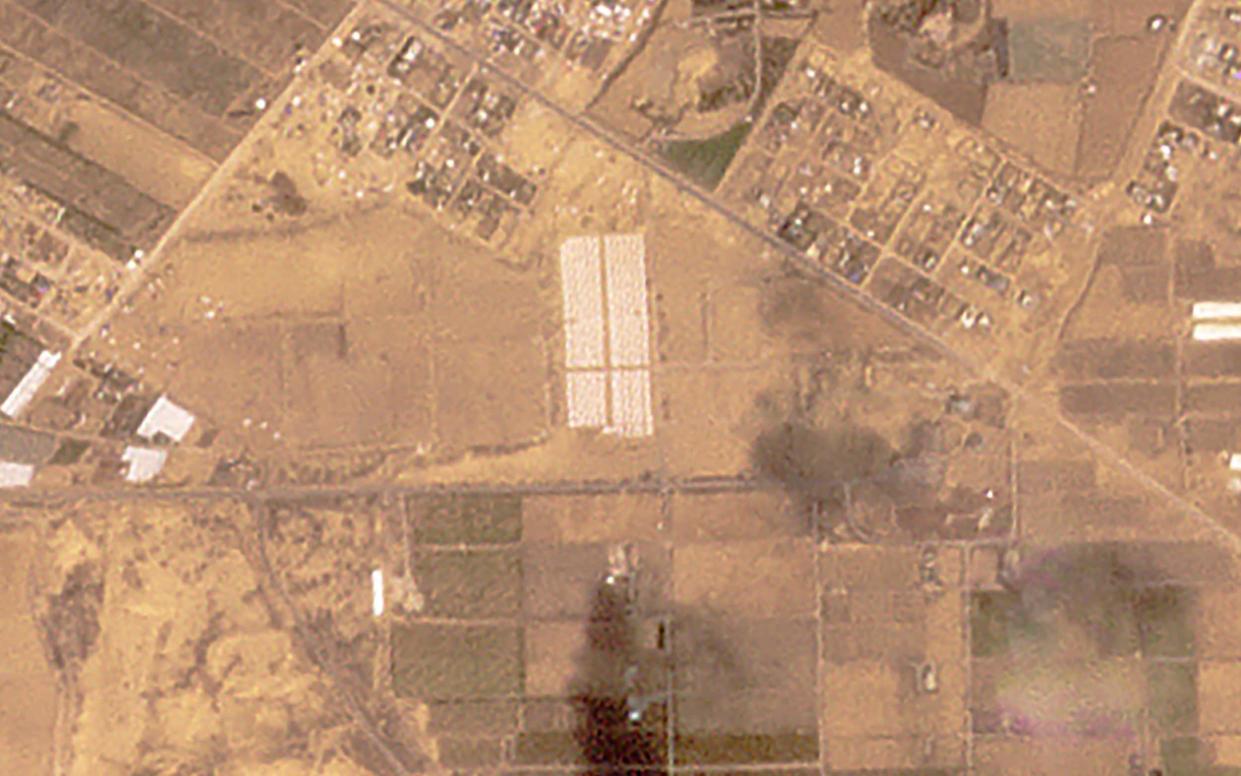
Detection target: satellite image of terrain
<box><xmin>4</xmin><ymin>0</ymin><xmax>1241</xmax><ymax>773</ymax></box>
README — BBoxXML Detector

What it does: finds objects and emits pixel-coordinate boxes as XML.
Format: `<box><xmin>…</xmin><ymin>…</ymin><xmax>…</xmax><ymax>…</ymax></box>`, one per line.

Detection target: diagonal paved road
<box><xmin>373</xmin><ymin>0</ymin><xmax>1241</xmax><ymax>558</ymax></box>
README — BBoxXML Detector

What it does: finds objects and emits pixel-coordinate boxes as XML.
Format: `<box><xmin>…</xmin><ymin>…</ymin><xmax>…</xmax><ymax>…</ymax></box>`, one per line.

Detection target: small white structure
<box><xmin>1230</xmin><ymin>452</ymin><xmax>1241</xmax><ymax>472</ymax></box>
<box><xmin>371</xmin><ymin>569</ymin><xmax>385</xmax><ymax>617</ymax></box>
<box><xmin>136</xmin><ymin>395</ymin><xmax>195</xmax><ymax>443</ymax></box>
<box><xmin>0</xmin><ymin>461</ymin><xmax>34</xmax><ymax>488</ymax></box>
<box><xmin>1191</xmin><ymin>302</ymin><xmax>1241</xmax><ymax>341</ymax></box>
<box><xmin>1192</xmin><ymin>322</ymin><xmax>1241</xmax><ymax>342</ymax></box>
<box><xmin>1</xmin><ymin>350</ymin><xmax>60</xmax><ymax>418</ymax></box>
<box><xmin>1193</xmin><ymin>301</ymin><xmax>1241</xmax><ymax>320</ymax></box>
<box><xmin>121</xmin><ymin>445</ymin><xmax>167</xmax><ymax>483</ymax></box>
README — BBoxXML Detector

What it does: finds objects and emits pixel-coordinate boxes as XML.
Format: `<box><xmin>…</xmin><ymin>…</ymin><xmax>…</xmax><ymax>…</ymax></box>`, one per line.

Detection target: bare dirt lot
<box><xmin>0</xmin><ymin>528</ymin><xmax>56</xmax><ymax>775</ymax></box>
<box><xmin>809</xmin><ymin>0</ymin><xmax>867</xmax><ymax>55</ymax></box>
<box><xmin>1076</xmin><ymin>36</ymin><xmax>1167</xmax><ymax>181</ymax></box>
<box><xmin>982</xmin><ymin>83</ymin><xmax>1082</xmax><ymax>177</ymax></box>
<box><xmin>101</xmin><ymin>193</ymin><xmax>552</xmax><ymax>456</ymax></box>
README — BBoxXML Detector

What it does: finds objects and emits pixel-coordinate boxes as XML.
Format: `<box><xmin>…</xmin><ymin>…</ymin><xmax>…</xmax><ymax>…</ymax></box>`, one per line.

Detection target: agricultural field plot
<box><xmin>1042</xmin><ymin>226</ymin><xmax>1184</xmax><ymax>491</ymax></box>
<box><xmin>387</xmin><ymin>490</ymin><xmax>821</xmax><ymax>771</ymax></box>
<box><xmin>392</xmin><ymin>490</ymin><xmax>892</xmax><ymax>772</ymax></box>
<box><xmin>1040</xmin><ymin>66</ymin><xmax>1241</xmax><ymax>517</ymax></box>
<box><xmin>967</xmin><ymin>540</ymin><xmax>1241</xmax><ymax>776</ymax></box>
<box><xmin>6</xmin><ymin>458</ymin><xmax>1234</xmax><ymax>774</ymax></box>
<box><xmin>869</xmin><ymin>0</ymin><xmax>1189</xmax><ymax>183</ymax></box>
<box><xmin>820</xmin><ymin>544</ymin><xmax>967</xmax><ymax>772</ymax></box>
<box><xmin>0</xmin><ymin>0</ymin><xmax>356</xmax><ymax>262</ymax></box>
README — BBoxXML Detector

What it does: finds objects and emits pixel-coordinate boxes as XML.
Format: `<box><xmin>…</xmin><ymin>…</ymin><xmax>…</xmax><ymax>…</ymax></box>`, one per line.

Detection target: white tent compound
<box><xmin>558</xmin><ymin>233</ymin><xmax>653</xmax><ymax>438</ymax></box>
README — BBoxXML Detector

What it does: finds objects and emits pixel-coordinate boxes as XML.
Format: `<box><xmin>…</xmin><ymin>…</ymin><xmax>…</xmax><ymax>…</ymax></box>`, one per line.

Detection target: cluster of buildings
<box><xmin>0</xmin><ymin>99</ymin><xmax>224</xmax><ymax>482</ymax></box>
<box><xmin>315</xmin><ymin>17</ymin><xmax>542</xmax><ymax>246</ymax></box>
<box><xmin>1182</xmin><ymin>3</ymin><xmax>1241</xmax><ymax>99</ymax></box>
<box><xmin>1128</xmin><ymin>120</ymin><xmax>1215</xmax><ymax>215</ymax></box>
<box><xmin>432</xmin><ymin>0</ymin><xmax>656</xmax><ymax>77</ymax></box>
<box><xmin>0</xmin><ymin>309</ymin><xmax>201</xmax><ymax>488</ymax></box>
<box><xmin>1127</xmin><ymin>75</ymin><xmax>1241</xmax><ymax>218</ymax></box>
<box><xmin>1170</xmin><ymin>80</ymin><xmax>1241</xmax><ymax>144</ymax></box>
<box><xmin>725</xmin><ymin>49</ymin><xmax>1074</xmax><ymax>340</ymax></box>
<box><xmin>1128</xmin><ymin>5</ymin><xmax>1241</xmax><ymax>216</ymax></box>
<box><xmin>0</xmin><ymin>181</ymin><xmax>128</xmax><ymax>333</ymax></box>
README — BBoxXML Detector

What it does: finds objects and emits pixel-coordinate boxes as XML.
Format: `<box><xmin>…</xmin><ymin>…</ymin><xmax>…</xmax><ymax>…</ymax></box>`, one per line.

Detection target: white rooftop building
<box><xmin>1193</xmin><ymin>301</ymin><xmax>1241</xmax><ymax>321</ymax></box>
<box><xmin>1191</xmin><ymin>301</ymin><xmax>1241</xmax><ymax>341</ymax></box>
<box><xmin>372</xmin><ymin>569</ymin><xmax>385</xmax><ymax>618</ymax></box>
<box><xmin>122</xmin><ymin>445</ymin><xmax>167</xmax><ymax>483</ymax></box>
<box><xmin>1192</xmin><ymin>322</ymin><xmax>1241</xmax><ymax>342</ymax></box>
<box><xmin>136</xmin><ymin>395</ymin><xmax>195</xmax><ymax>443</ymax></box>
<box><xmin>0</xmin><ymin>461</ymin><xmax>34</xmax><ymax>488</ymax></box>
<box><xmin>0</xmin><ymin>350</ymin><xmax>60</xmax><ymax>418</ymax></box>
